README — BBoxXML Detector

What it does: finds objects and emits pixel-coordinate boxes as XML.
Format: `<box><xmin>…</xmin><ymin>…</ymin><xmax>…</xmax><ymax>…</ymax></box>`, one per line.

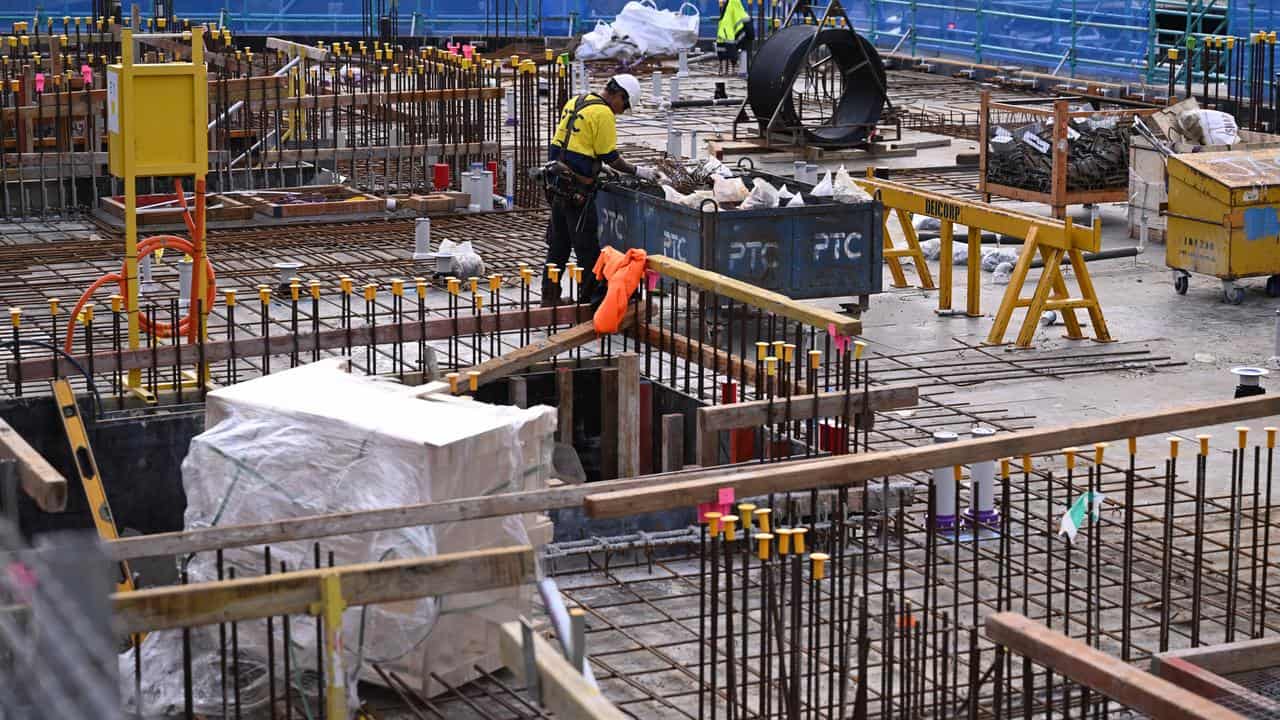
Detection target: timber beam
<box><xmin>986</xmin><ymin>612</ymin><xmax>1243</xmax><ymax>720</ymax></box>
<box><xmin>114</xmin><ymin>545</ymin><xmax>534</xmax><ymax>634</ymax></box>
<box><xmin>584</xmin><ymin>394</ymin><xmax>1280</xmax><ymax>518</ymax></box>
<box><xmin>0</xmin><ymin>419</ymin><xmax>67</xmax><ymax>512</ymax></box>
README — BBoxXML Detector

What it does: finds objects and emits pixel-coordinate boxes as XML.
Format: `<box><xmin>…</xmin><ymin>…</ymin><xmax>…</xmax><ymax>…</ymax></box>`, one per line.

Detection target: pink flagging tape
<box><xmin>828</xmin><ymin>323</ymin><xmax>852</xmax><ymax>353</ymax></box>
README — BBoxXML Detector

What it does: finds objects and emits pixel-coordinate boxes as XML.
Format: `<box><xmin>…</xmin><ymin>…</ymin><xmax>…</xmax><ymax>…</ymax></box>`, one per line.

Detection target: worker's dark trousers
<box><xmin>542</xmin><ymin>195</ymin><xmax>602</xmax><ymax>304</ymax></box>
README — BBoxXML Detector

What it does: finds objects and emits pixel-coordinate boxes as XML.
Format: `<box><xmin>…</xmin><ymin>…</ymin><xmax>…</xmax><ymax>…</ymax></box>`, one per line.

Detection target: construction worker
<box><xmin>540</xmin><ymin>73</ymin><xmax>657</xmax><ymax>305</ymax></box>
<box><xmin>716</xmin><ymin>0</ymin><xmax>752</xmax><ymax>67</ymax></box>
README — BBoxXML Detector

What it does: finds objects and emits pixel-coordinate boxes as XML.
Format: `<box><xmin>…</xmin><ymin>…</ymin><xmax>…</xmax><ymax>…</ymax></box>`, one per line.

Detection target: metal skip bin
<box><xmin>1166</xmin><ymin>148</ymin><xmax>1280</xmax><ymax>304</ymax></box>
<box><xmin>595</xmin><ymin>175</ymin><xmax>884</xmax><ymax>303</ymax></box>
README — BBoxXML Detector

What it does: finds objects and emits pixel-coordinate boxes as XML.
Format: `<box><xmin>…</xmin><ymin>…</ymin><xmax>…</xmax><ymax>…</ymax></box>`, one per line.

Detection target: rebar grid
<box><xmin>547</xmin><ymin>433</ymin><xmax>1280</xmax><ymax>719</ymax></box>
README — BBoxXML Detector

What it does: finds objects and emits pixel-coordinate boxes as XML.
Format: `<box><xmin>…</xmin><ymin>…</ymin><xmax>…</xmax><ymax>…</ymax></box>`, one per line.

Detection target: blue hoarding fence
<box><xmin>6</xmin><ymin>0</ymin><xmax>1278</xmax><ymax>89</ymax></box>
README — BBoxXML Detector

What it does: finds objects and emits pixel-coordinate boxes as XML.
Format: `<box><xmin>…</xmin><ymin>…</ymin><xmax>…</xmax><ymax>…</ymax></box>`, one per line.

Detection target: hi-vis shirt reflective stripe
<box><xmin>717</xmin><ymin>0</ymin><xmax>749</xmax><ymax>43</ymax></box>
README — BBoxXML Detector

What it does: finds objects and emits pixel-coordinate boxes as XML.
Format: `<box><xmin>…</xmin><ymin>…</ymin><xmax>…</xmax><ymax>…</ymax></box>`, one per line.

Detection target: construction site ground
<box><xmin>1</xmin><ymin>62</ymin><xmax>1273</xmax><ymax>718</ymax></box>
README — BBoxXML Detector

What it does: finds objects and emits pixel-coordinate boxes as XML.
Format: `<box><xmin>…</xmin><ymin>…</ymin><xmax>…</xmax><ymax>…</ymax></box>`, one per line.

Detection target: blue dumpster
<box><xmin>595</xmin><ymin>171</ymin><xmax>884</xmax><ymax>301</ymax></box>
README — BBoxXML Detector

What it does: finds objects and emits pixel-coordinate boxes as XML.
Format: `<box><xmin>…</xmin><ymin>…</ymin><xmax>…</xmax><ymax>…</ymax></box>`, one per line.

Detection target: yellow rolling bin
<box><xmin>1165</xmin><ymin>147</ymin><xmax>1280</xmax><ymax>304</ymax></box>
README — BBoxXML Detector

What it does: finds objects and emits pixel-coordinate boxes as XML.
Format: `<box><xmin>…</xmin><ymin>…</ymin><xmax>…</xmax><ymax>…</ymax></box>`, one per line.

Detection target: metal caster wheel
<box><xmin>1223</xmin><ymin>282</ymin><xmax>1246</xmax><ymax>305</ymax></box>
<box><xmin>1174</xmin><ymin>274</ymin><xmax>1189</xmax><ymax>295</ymax></box>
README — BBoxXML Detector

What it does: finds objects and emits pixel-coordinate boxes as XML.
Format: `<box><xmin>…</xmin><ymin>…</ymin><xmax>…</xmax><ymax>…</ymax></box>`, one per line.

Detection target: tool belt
<box><xmin>541</xmin><ymin>160</ymin><xmax>596</xmax><ymax>208</ymax></box>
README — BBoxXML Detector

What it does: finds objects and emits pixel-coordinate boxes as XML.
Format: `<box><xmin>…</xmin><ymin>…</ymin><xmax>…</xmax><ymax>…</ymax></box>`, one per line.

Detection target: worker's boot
<box><xmin>580</xmin><ymin>275</ymin><xmax>602</xmax><ymax>308</ymax></box>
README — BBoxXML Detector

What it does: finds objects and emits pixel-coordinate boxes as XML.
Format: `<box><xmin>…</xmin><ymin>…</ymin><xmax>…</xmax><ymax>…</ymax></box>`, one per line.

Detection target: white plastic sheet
<box><xmin>740</xmin><ymin>178</ymin><xmax>780</xmax><ymax>209</ymax></box>
<box><xmin>713</xmin><ymin>175</ymin><xmax>749</xmax><ymax>204</ymax></box>
<box><xmin>121</xmin><ymin>360</ymin><xmax>555</xmax><ymax>716</ymax></box>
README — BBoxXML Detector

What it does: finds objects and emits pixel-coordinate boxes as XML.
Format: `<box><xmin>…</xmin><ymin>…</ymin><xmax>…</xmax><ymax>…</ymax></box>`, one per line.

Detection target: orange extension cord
<box><xmin>63</xmin><ymin>179</ymin><xmax>215</xmax><ymax>352</ymax></box>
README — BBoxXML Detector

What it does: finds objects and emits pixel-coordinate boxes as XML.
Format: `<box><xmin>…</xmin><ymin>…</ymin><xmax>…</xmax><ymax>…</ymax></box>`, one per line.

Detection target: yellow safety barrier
<box><xmin>859</xmin><ymin>172</ymin><xmax>1111</xmax><ymax>348</ymax></box>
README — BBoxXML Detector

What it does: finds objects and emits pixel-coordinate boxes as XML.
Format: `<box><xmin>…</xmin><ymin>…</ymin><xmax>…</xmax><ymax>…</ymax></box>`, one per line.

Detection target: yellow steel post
<box><xmin>882</xmin><ymin>213</ymin><xmax>909</xmax><ymax>288</ymax></box>
<box><xmin>1046</xmin><ymin>261</ymin><xmax>1084</xmax><ymax>340</ymax></box>
<box><xmin>895</xmin><ymin>207</ymin><xmax>935</xmax><ymax>289</ymax></box>
<box><xmin>1067</xmin><ymin>217</ymin><xmax>1112</xmax><ymax>342</ymax></box>
<box><xmin>190</xmin><ymin>29</ymin><xmax>207</xmax><ymax>347</ymax></box>
<box><xmin>310</xmin><ymin>572</ymin><xmax>347</xmax><ymax>720</ymax></box>
<box><xmin>1014</xmin><ymin>246</ymin><xmax>1063</xmax><ymax>347</ymax></box>
<box><xmin>937</xmin><ymin>220</ymin><xmax>953</xmax><ymax>311</ymax></box>
<box><xmin>986</xmin><ymin>228</ymin><xmax>1039</xmax><ymax>345</ymax></box>
<box><xmin>965</xmin><ymin>225</ymin><xmax>981</xmax><ymax>317</ymax></box>
<box><xmin>120</xmin><ymin>30</ymin><xmax>139</xmax><ymax>390</ymax></box>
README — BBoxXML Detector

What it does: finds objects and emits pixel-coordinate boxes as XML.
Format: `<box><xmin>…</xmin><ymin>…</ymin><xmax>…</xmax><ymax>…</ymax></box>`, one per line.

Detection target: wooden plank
<box><xmin>498</xmin><ymin>621</ymin><xmax>629</xmax><ymax>720</ymax></box>
<box><xmin>114</xmin><ymin>545</ymin><xmax>535</xmax><ymax>635</ymax></box>
<box><xmin>557</xmin><ymin>368</ymin><xmax>574</xmax><ymax>444</ymax></box>
<box><xmin>616</xmin><ymin>354</ymin><xmax>641</xmax><ymax>479</ymax></box>
<box><xmin>452</xmin><ymin>309</ymin><xmax>635</xmax><ymax>392</ymax></box>
<box><xmin>696</xmin><ymin>384</ymin><xmax>920</xmax><ymax>432</ymax></box>
<box><xmin>9</xmin><ymin>304</ymin><xmax>590</xmax><ymax>381</ymax></box>
<box><xmin>642</xmin><ymin>323</ymin><xmax>757</xmax><ymax>389</ymax></box>
<box><xmin>584</xmin><ymin>394</ymin><xmax>1280</xmax><ymax>518</ymax></box>
<box><xmin>0</xmin><ymin>418</ymin><xmax>67</xmax><ymax>512</ymax></box>
<box><xmin>645</xmin><ymin>256</ymin><xmax>860</xmax><ymax>337</ymax></box>
<box><xmin>105</xmin><ymin>469</ymin><xmax>714</xmax><ymax>561</ymax></box>
<box><xmin>599</xmin><ymin>367</ymin><xmax>619</xmax><ymax>480</ymax></box>
<box><xmin>265</xmin><ymin>36</ymin><xmax>331</xmax><ymax>61</ymax></box>
<box><xmin>986</xmin><ymin>612</ymin><xmax>1244</xmax><ymax>720</ymax></box>
<box><xmin>105</xmin><ymin>450</ymin><xmax>867</xmax><ymax>562</ymax></box>
<box><xmin>1151</xmin><ymin>654</ymin><xmax>1280</xmax><ymax>715</ymax></box>
<box><xmin>693</xmin><ymin>384</ymin><xmax>918</xmax><ymax>467</ymax></box>
<box><xmin>697</xmin><ymin>405</ymin><xmax>718</xmax><ymax>468</ymax></box>
<box><xmin>662</xmin><ymin>414</ymin><xmax>685</xmax><ymax>472</ymax></box>
<box><xmin>1154</xmin><ymin>637</ymin><xmax>1280</xmax><ymax>677</ymax></box>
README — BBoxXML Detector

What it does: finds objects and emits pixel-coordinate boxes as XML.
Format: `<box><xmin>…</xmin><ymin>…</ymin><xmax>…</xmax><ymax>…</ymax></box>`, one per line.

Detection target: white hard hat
<box><xmin>609</xmin><ymin>73</ymin><xmax>642</xmax><ymax>109</ymax></box>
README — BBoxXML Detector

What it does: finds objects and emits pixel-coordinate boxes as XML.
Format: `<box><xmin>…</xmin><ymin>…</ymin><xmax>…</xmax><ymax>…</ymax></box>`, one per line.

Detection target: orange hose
<box><xmin>63</xmin><ymin>179</ymin><xmax>216</xmax><ymax>353</ymax></box>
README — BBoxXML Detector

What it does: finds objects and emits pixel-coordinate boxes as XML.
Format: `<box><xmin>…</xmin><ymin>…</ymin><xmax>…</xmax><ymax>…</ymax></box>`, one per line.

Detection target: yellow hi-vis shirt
<box><xmin>549</xmin><ymin>93</ymin><xmax>619</xmax><ymax>177</ymax></box>
<box><xmin>718</xmin><ymin>0</ymin><xmax>749</xmax><ymax>44</ymax></box>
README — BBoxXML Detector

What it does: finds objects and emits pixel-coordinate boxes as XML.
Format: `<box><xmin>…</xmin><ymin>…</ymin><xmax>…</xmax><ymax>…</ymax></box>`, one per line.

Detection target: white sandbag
<box><xmin>981</xmin><ymin>247</ymin><xmax>1019</xmax><ymax>272</ymax></box>
<box><xmin>583</xmin><ymin>0</ymin><xmax>699</xmax><ymax>61</ymax></box>
<box><xmin>740</xmin><ymin>178</ymin><xmax>780</xmax><ymax>210</ymax></box>
<box><xmin>918</xmin><ymin>238</ymin><xmax>941</xmax><ymax>261</ymax></box>
<box><xmin>677</xmin><ymin>189</ymin><xmax>715</xmax><ymax>208</ymax></box>
<box><xmin>812</xmin><ymin>171</ymin><xmax>834</xmax><ymax>197</ymax></box>
<box><xmin>613</xmin><ymin>0</ymin><xmax>699</xmax><ymax>56</ymax></box>
<box><xmin>1178</xmin><ymin>109</ymin><xmax>1239</xmax><ymax>145</ymax></box>
<box><xmin>914</xmin><ymin>216</ymin><xmax>941</xmax><ymax>232</ymax></box>
<box><xmin>700</xmin><ymin>156</ymin><xmax>733</xmax><ymax>179</ymax></box>
<box><xmin>993</xmin><ymin>261</ymin><xmax>1014</xmax><ymax>285</ymax></box>
<box><xmin>575</xmin><ymin>20</ymin><xmax>615</xmax><ymax>60</ymax></box>
<box><xmin>713</xmin><ymin>175</ymin><xmax>749</xmax><ymax>204</ymax></box>
<box><xmin>833</xmin><ymin>167</ymin><xmax>872</xmax><ymax>203</ymax></box>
